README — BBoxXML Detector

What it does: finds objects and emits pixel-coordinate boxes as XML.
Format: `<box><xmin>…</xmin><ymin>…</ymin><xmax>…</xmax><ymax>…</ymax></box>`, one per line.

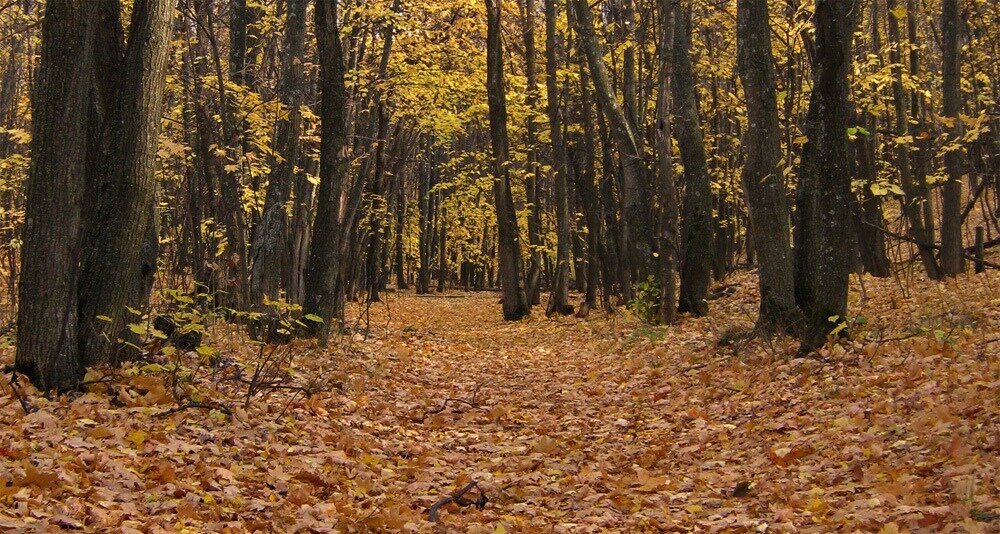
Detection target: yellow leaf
<box><xmin>127</xmin><ymin>430</ymin><xmax>147</xmax><ymax>449</ymax></box>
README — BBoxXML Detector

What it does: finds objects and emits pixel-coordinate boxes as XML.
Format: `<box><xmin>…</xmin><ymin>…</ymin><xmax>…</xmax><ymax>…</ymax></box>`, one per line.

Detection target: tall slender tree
<box><xmin>572</xmin><ymin>0</ymin><xmax>655</xmax><ymax>294</ymax></box>
<box><xmin>304</xmin><ymin>0</ymin><xmax>351</xmax><ymax>340</ymax></box>
<box><xmin>886</xmin><ymin>0</ymin><xmax>940</xmax><ymax>279</ymax></box>
<box><xmin>939</xmin><ymin>0</ymin><xmax>964</xmax><ymax>275</ymax></box>
<box><xmin>522</xmin><ymin>0</ymin><xmax>543</xmax><ymax>306</ymax></box>
<box><xmin>544</xmin><ymin>0</ymin><xmax>573</xmax><ymax>316</ymax></box>
<box><xmin>735</xmin><ymin>0</ymin><xmax>802</xmax><ymax>334</ymax></box>
<box><xmin>672</xmin><ymin>3</ymin><xmax>713</xmax><ymax>316</ymax></box>
<box><xmin>249</xmin><ymin>0</ymin><xmax>307</xmax><ymax>311</ymax></box>
<box><xmin>486</xmin><ymin>0</ymin><xmax>530</xmax><ymax>320</ymax></box>
<box><xmin>655</xmin><ymin>0</ymin><xmax>678</xmax><ymax>324</ymax></box>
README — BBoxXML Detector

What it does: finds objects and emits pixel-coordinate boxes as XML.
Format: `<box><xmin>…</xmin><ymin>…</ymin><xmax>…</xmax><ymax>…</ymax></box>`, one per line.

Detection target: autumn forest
<box><xmin>0</xmin><ymin>0</ymin><xmax>999</xmax><ymax>530</ymax></box>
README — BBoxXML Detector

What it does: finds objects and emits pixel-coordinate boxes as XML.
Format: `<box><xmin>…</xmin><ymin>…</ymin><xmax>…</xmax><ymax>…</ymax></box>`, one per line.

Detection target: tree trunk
<box><xmin>544</xmin><ymin>0</ymin><xmax>572</xmax><ymax>316</ymax></box>
<box><xmin>249</xmin><ymin>0</ymin><xmax>307</xmax><ymax>309</ymax></box>
<box><xmin>394</xmin><ymin>170</ymin><xmax>408</xmax><ymax>289</ymax></box>
<box><xmin>569</xmin><ymin>17</ymin><xmax>614</xmax><ymax>313</ymax></box>
<box><xmin>78</xmin><ymin>0</ymin><xmax>177</xmax><ymax>364</ymax></box>
<box><xmin>886</xmin><ymin>0</ymin><xmax>939</xmax><ymax>278</ymax></box>
<box><xmin>796</xmin><ymin>0</ymin><xmax>857</xmax><ymax>351</ymax></box>
<box><xmin>16</xmin><ymin>0</ymin><xmax>98</xmax><ymax>391</ymax></box>
<box><xmin>735</xmin><ymin>0</ymin><xmax>802</xmax><ymax>335</ymax></box>
<box><xmin>522</xmin><ymin>0</ymin><xmax>543</xmax><ymax>306</ymax></box>
<box><xmin>303</xmin><ymin>0</ymin><xmax>350</xmax><ymax>341</ymax></box>
<box><xmin>571</xmin><ymin>0</ymin><xmax>655</xmax><ymax>289</ymax></box>
<box><xmin>656</xmin><ymin>0</ymin><xmax>678</xmax><ymax>324</ymax></box>
<box><xmin>672</xmin><ymin>4</ymin><xmax>713</xmax><ymax>317</ymax></box>
<box><xmin>486</xmin><ymin>0</ymin><xmax>530</xmax><ymax>320</ymax></box>
<box><xmin>939</xmin><ymin>0</ymin><xmax>964</xmax><ymax>275</ymax></box>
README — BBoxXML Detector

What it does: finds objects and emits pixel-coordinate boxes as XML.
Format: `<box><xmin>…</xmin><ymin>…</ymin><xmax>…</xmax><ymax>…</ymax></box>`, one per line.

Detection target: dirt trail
<box><xmin>2</xmin><ymin>279</ymin><xmax>999</xmax><ymax>532</ymax></box>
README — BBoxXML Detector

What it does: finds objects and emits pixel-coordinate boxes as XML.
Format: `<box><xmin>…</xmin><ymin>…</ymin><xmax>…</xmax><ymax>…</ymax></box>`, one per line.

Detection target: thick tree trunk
<box><xmin>672</xmin><ymin>5</ymin><xmax>713</xmax><ymax>317</ymax></box>
<box><xmin>544</xmin><ymin>0</ymin><xmax>572</xmax><ymax>316</ymax></box>
<box><xmin>304</xmin><ymin>0</ymin><xmax>350</xmax><ymax>341</ymax></box>
<box><xmin>735</xmin><ymin>0</ymin><xmax>802</xmax><ymax>334</ymax></box>
<box><xmin>486</xmin><ymin>0</ymin><xmax>530</xmax><ymax>320</ymax></box>
<box><xmin>16</xmin><ymin>0</ymin><xmax>98</xmax><ymax>391</ymax></box>
<box><xmin>249</xmin><ymin>0</ymin><xmax>307</xmax><ymax>309</ymax></box>
<box><xmin>939</xmin><ymin>0</ymin><xmax>964</xmax><ymax>275</ymax></box>
<box><xmin>796</xmin><ymin>0</ymin><xmax>857</xmax><ymax>351</ymax></box>
<box><xmin>78</xmin><ymin>0</ymin><xmax>177</xmax><ymax>365</ymax></box>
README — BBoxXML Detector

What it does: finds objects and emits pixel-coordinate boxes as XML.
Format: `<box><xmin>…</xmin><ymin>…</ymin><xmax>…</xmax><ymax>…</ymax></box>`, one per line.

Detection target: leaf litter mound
<box><xmin>1</xmin><ymin>271</ymin><xmax>1000</xmax><ymax>532</ymax></box>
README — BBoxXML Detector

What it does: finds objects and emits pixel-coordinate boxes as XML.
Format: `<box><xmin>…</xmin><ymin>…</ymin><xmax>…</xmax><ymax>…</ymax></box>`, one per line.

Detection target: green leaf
<box><xmin>303</xmin><ymin>314</ymin><xmax>324</xmax><ymax>323</ymax></box>
<box><xmin>128</xmin><ymin>324</ymin><xmax>147</xmax><ymax>335</ymax></box>
<box><xmin>96</xmin><ymin>315</ymin><xmax>114</xmax><ymax>322</ymax></box>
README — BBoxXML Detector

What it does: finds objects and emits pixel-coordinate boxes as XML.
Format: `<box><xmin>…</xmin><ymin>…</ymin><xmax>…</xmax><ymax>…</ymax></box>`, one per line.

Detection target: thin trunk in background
<box><xmin>544</xmin><ymin>0</ymin><xmax>573</xmax><ymax>316</ymax></box>
<box><xmin>485</xmin><ymin>0</ymin><xmax>530</xmax><ymax>320</ymax></box>
<box><xmin>249</xmin><ymin>0</ymin><xmax>307</xmax><ymax>311</ymax></box>
<box><xmin>939</xmin><ymin>0</ymin><xmax>964</xmax><ymax>275</ymax></box>
<box><xmin>672</xmin><ymin>4</ymin><xmax>713</xmax><ymax>316</ymax></box>
<box><xmin>655</xmin><ymin>0</ymin><xmax>678</xmax><ymax>324</ymax></box>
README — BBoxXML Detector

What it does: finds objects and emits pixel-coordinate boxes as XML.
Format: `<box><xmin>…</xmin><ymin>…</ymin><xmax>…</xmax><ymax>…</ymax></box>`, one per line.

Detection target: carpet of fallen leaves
<box><xmin>2</xmin><ymin>270</ymin><xmax>1000</xmax><ymax>532</ymax></box>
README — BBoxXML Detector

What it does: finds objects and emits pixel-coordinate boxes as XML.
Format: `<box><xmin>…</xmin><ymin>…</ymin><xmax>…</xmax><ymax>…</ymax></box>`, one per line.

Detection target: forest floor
<box><xmin>2</xmin><ymin>270</ymin><xmax>1000</xmax><ymax>532</ymax></box>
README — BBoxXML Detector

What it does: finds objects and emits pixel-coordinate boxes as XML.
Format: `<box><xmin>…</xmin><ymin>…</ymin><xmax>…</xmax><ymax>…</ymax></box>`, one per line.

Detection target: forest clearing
<box><xmin>2</xmin><ymin>273</ymin><xmax>1000</xmax><ymax>531</ymax></box>
<box><xmin>2</xmin><ymin>0</ymin><xmax>1000</xmax><ymax>530</ymax></box>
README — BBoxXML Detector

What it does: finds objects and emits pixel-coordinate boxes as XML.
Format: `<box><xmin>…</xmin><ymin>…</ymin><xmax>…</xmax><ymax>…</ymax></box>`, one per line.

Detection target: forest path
<box><xmin>351</xmin><ymin>283</ymin><xmax>1000</xmax><ymax>531</ymax></box>
<box><xmin>2</xmin><ymin>277</ymin><xmax>999</xmax><ymax>531</ymax></box>
<box><xmin>353</xmin><ymin>289</ymin><xmax>763</xmax><ymax>530</ymax></box>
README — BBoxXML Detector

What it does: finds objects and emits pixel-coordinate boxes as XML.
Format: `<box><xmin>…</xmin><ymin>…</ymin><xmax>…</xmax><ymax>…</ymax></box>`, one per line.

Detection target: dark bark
<box><xmin>16</xmin><ymin>0</ymin><xmax>98</xmax><ymax>391</ymax></box>
<box><xmin>939</xmin><ymin>0</ymin><xmax>964</xmax><ymax>275</ymax></box>
<box><xmin>544</xmin><ymin>0</ymin><xmax>572</xmax><ymax>316</ymax></box>
<box><xmin>78</xmin><ymin>0</ymin><xmax>177</xmax><ymax>364</ymax></box>
<box><xmin>796</xmin><ymin>0</ymin><xmax>857</xmax><ymax>351</ymax></box>
<box><xmin>394</xmin><ymin>170</ymin><xmax>409</xmax><ymax>289</ymax></box>
<box><xmin>569</xmin><ymin>24</ymin><xmax>614</xmax><ymax>313</ymax></box>
<box><xmin>886</xmin><ymin>0</ymin><xmax>940</xmax><ymax>278</ymax></box>
<box><xmin>18</xmin><ymin>0</ymin><xmax>176</xmax><ymax>390</ymax></box>
<box><xmin>735</xmin><ymin>0</ymin><xmax>802</xmax><ymax>334</ymax></box>
<box><xmin>417</xmin><ymin>148</ymin><xmax>434</xmax><ymax>294</ymax></box>
<box><xmin>485</xmin><ymin>0</ymin><xmax>530</xmax><ymax>320</ymax></box>
<box><xmin>572</xmin><ymin>0</ymin><xmax>655</xmax><ymax>288</ymax></box>
<box><xmin>249</xmin><ymin>0</ymin><xmax>307</xmax><ymax>309</ymax></box>
<box><xmin>523</xmin><ymin>0</ymin><xmax>543</xmax><ymax>306</ymax></box>
<box><xmin>852</xmin><ymin>112</ymin><xmax>892</xmax><ymax>277</ymax></box>
<box><xmin>672</xmin><ymin>5</ymin><xmax>712</xmax><ymax>317</ymax></box>
<box><xmin>303</xmin><ymin>0</ymin><xmax>350</xmax><ymax>341</ymax></box>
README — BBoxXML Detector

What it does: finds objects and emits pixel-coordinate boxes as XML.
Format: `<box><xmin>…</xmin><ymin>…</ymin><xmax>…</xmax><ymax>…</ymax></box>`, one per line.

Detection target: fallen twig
<box><xmin>154</xmin><ymin>401</ymin><xmax>232</xmax><ymax>419</ymax></box>
<box><xmin>416</xmin><ymin>383</ymin><xmax>486</xmax><ymax>422</ymax></box>
<box><xmin>8</xmin><ymin>372</ymin><xmax>36</xmax><ymax>415</ymax></box>
<box><xmin>428</xmin><ymin>480</ymin><xmax>487</xmax><ymax>522</ymax></box>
